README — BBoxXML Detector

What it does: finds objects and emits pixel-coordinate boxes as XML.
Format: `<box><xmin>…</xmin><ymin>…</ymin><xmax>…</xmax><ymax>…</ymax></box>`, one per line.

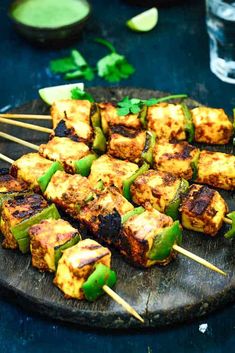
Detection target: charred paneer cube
<box><xmin>29</xmin><ymin>219</ymin><xmax>81</xmax><ymax>272</ymax></box>
<box><xmin>10</xmin><ymin>153</ymin><xmax>58</xmax><ymax>192</ymax></box>
<box><xmin>191</xmin><ymin>107</ymin><xmax>233</xmax><ymax>144</ymax></box>
<box><xmin>51</xmin><ymin>99</ymin><xmax>93</xmax><ymax>143</ymax></box>
<box><xmin>107</xmin><ymin>126</ymin><xmax>146</xmax><ymax>163</ymax></box>
<box><xmin>130</xmin><ymin>170</ymin><xmax>181</xmax><ymax>213</ymax></box>
<box><xmin>88</xmin><ymin>154</ymin><xmax>138</xmax><ymax>193</ymax></box>
<box><xmin>196</xmin><ymin>150</ymin><xmax>235</xmax><ymax>190</ymax></box>
<box><xmin>1</xmin><ymin>194</ymin><xmax>48</xmax><ymax>250</ymax></box>
<box><xmin>119</xmin><ymin>209</ymin><xmax>175</xmax><ymax>267</ymax></box>
<box><xmin>0</xmin><ymin>174</ymin><xmax>28</xmax><ymax>209</ymax></box>
<box><xmin>180</xmin><ymin>184</ymin><xmax>228</xmax><ymax>236</ymax></box>
<box><xmin>54</xmin><ymin>238</ymin><xmax>111</xmax><ymax>299</ymax></box>
<box><xmin>99</xmin><ymin>102</ymin><xmax>142</xmax><ymax>134</ymax></box>
<box><xmin>39</xmin><ymin>137</ymin><xmax>90</xmax><ymax>173</ymax></box>
<box><xmin>44</xmin><ymin>170</ymin><xmax>94</xmax><ymax>217</ymax></box>
<box><xmin>147</xmin><ymin>103</ymin><xmax>187</xmax><ymax>142</ymax></box>
<box><xmin>153</xmin><ymin>142</ymin><xmax>200</xmax><ymax>180</ymax></box>
<box><xmin>79</xmin><ymin>186</ymin><xmax>134</xmax><ymax>239</ymax></box>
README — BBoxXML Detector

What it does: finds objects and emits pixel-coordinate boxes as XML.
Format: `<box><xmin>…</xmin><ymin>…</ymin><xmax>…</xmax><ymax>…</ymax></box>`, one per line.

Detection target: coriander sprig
<box><xmin>71</xmin><ymin>87</ymin><xmax>95</xmax><ymax>102</ymax></box>
<box><xmin>117</xmin><ymin>94</ymin><xmax>188</xmax><ymax>116</ymax></box>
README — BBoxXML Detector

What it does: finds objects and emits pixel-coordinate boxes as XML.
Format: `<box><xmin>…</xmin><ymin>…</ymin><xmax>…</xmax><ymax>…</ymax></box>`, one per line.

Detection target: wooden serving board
<box><xmin>0</xmin><ymin>87</ymin><xmax>234</xmax><ymax>329</ymax></box>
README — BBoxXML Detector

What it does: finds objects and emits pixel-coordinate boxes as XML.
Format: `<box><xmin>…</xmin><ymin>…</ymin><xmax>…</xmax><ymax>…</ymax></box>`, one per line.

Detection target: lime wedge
<box><xmin>39</xmin><ymin>82</ymin><xmax>84</xmax><ymax>105</ymax></box>
<box><xmin>126</xmin><ymin>8</ymin><xmax>158</xmax><ymax>32</ymax></box>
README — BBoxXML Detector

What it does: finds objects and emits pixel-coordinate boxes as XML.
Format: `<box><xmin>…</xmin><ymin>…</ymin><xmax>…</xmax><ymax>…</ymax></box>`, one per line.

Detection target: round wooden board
<box><xmin>0</xmin><ymin>87</ymin><xmax>234</xmax><ymax>329</ymax></box>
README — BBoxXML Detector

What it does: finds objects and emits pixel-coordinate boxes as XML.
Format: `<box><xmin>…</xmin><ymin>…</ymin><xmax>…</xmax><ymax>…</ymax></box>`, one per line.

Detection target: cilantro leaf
<box><xmin>50</xmin><ymin>57</ymin><xmax>77</xmax><ymax>73</ymax></box>
<box><xmin>71</xmin><ymin>87</ymin><xmax>95</xmax><ymax>102</ymax></box>
<box><xmin>143</xmin><ymin>98</ymin><xmax>158</xmax><ymax>106</ymax></box>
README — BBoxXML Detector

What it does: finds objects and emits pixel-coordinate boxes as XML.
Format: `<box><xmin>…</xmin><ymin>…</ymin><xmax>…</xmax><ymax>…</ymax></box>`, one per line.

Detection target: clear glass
<box><xmin>206</xmin><ymin>0</ymin><xmax>235</xmax><ymax>83</ymax></box>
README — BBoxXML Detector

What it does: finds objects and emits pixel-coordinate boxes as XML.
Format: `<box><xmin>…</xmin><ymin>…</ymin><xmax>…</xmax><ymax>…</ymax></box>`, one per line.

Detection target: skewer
<box><xmin>102</xmin><ymin>285</ymin><xmax>144</xmax><ymax>323</ymax></box>
<box><xmin>0</xmin><ymin>132</ymin><xmax>39</xmax><ymax>151</ymax></box>
<box><xmin>0</xmin><ymin>114</ymin><xmax>51</xmax><ymax>120</ymax></box>
<box><xmin>172</xmin><ymin>244</ymin><xmax>226</xmax><ymax>276</ymax></box>
<box><xmin>0</xmin><ymin>117</ymin><xmax>53</xmax><ymax>134</ymax></box>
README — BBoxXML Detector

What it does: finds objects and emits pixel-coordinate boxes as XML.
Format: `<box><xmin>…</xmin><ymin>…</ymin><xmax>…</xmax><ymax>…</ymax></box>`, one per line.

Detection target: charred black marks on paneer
<box><xmin>184</xmin><ymin>185</ymin><xmax>216</xmax><ymax>216</ymax></box>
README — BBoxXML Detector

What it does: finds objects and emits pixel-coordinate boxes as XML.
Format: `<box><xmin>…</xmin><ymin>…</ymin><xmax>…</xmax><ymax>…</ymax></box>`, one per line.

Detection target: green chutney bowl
<box><xmin>9</xmin><ymin>0</ymin><xmax>91</xmax><ymax>47</ymax></box>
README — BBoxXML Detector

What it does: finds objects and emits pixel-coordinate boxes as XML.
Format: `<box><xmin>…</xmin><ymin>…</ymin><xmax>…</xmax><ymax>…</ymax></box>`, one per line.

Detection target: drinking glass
<box><xmin>206</xmin><ymin>0</ymin><xmax>235</xmax><ymax>83</ymax></box>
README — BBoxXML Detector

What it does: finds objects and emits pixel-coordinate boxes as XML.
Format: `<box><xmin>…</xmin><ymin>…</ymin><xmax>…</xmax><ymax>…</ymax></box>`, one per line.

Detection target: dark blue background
<box><xmin>0</xmin><ymin>0</ymin><xmax>235</xmax><ymax>352</ymax></box>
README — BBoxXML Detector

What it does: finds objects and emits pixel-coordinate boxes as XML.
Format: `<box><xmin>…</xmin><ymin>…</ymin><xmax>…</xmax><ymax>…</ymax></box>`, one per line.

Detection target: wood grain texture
<box><xmin>0</xmin><ymin>87</ymin><xmax>234</xmax><ymax>329</ymax></box>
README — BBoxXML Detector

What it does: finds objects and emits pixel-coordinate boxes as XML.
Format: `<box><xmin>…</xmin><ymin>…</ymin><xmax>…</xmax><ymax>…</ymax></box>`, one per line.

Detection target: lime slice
<box><xmin>126</xmin><ymin>8</ymin><xmax>158</xmax><ymax>32</ymax></box>
<box><xmin>39</xmin><ymin>82</ymin><xmax>84</xmax><ymax>105</ymax></box>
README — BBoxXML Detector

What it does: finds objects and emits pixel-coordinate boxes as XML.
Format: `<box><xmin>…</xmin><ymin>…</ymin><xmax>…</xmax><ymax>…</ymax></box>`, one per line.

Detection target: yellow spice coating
<box><xmin>131</xmin><ymin>169</ymin><xmax>181</xmax><ymax>212</ymax></box>
<box><xmin>196</xmin><ymin>150</ymin><xmax>235</xmax><ymax>190</ymax></box>
<box><xmin>39</xmin><ymin>136</ymin><xmax>89</xmax><ymax>173</ymax></box>
<box><xmin>29</xmin><ymin>219</ymin><xmax>80</xmax><ymax>272</ymax></box>
<box><xmin>88</xmin><ymin>154</ymin><xmax>138</xmax><ymax>193</ymax></box>
<box><xmin>191</xmin><ymin>106</ymin><xmax>233</xmax><ymax>144</ymax></box>
<box><xmin>54</xmin><ymin>239</ymin><xmax>111</xmax><ymax>299</ymax></box>
<box><xmin>0</xmin><ymin>174</ymin><xmax>27</xmax><ymax>193</ymax></box>
<box><xmin>51</xmin><ymin>99</ymin><xmax>93</xmax><ymax>142</ymax></box>
<box><xmin>147</xmin><ymin>103</ymin><xmax>186</xmax><ymax>142</ymax></box>
<box><xmin>153</xmin><ymin>142</ymin><xmax>200</xmax><ymax>180</ymax></box>
<box><xmin>180</xmin><ymin>184</ymin><xmax>228</xmax><ymax>236</ymax></box>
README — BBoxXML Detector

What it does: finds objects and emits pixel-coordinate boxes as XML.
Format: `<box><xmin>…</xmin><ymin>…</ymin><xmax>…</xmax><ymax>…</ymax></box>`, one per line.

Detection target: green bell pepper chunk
<box><xmin>54</xmin><ymin>233</ymin><xmax>81</xmax><ymax>269</ymax></box>
<box><xmin>224</xmin><ymin>212</ymin><xmax>235</xmax><ymax>239</ymax></box>
<box><xmin>123</xmin><ymin>162</ymin><xmax>150</xmax><ymax>201</ymax></box>
<box><xmin>74</xmin><ymin>154</ymin><xmax>98</xmax><ymax>177</ymax></box>
<box><xmin>11</xmin><ymin>204</ymin><xmax>60</xmax><ymax>253</ymax></box>
<box><xmin>165</xmin><ymin>179</ymin><xmax>189</xmax><ymax>221</ymax></box>
<box><xmin>121</xmin><ymin>206</ymin><xmax>145</xmax><ymax>224</ymax></box>
<box><xmin>38</xmin><ymin>161</ymin><xmax>64</xmax><ymax>193</ymax></box>
<box><xmin>148</xmin><ymin>220</ymin><xmax>182</xmax><ymax>261</ymax></box>
<box><xmin>141</xmin><ymin>131</ymin><xmax>156</xmax><ymax>165</ymax></box>
<box><xmin>181</xmin><ymin>103</ymin><xmax>195</xmax><ymax>143</ymax></box>
<box><xmin>90</xmin><ymin>103</ymin><xmax>101</xmax><ymax>128</ymax></box>
<box><xmin>82</xmin><ymin>263</ymin><xmax>117</xmax><ymax>301</ymax></box>
<box><xmin>138</xmin><ymin>105</ymin><xmax>148</xmax><ymax>128</ymax></box>
<box><xmin>190</xmin><ymin>151</ymin><xmax>200</xmax><ymax>182</ymax></box>
<box><xmin>92</xmin><ymin>127</ymin><xmax>106</xmax><ymax>154</ymax></box>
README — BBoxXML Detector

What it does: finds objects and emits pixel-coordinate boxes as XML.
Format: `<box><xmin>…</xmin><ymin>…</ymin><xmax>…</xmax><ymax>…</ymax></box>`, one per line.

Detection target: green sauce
<box><xmin>12</xmin><ymin>0</ymin><xmax>90</xmax><ymax>28</ymax></box>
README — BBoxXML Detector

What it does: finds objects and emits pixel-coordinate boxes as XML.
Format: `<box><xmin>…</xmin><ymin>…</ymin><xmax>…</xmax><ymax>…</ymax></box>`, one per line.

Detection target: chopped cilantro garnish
<box><xmin>50</xmin><ymin>49</ymin><xmax>95</xmax><ymax>81</ymax></box>
<box><xmin>117</xmin><ymin>94</ymin><xmax>188</xmax><ymax>116</ymax></box>
<box><xmin>95</xmin><ymin>38</ymin><xmax>135</xmax><ymax>83</ymax></box>
<box><xmin>71</xmin><ymin>87</ymin><xmax>95</xmax><ymax>102</ymax></box>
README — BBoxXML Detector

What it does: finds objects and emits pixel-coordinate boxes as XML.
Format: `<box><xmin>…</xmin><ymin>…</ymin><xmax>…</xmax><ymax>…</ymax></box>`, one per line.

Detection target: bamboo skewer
<box><xmin>0</xmin><ymin>114</ymin><xmax>52</xmax><ymax>120</ymax></box>
<box><xmin>0</xmin><ymin>132</ymin><xmax>39</xmax><ymax>151</ymax></box>
<box><xmin>0</xmin><ymin>138</ymin><xmax>229</xmax><ymax>277</ymax></box>
<box><xmin>0</xmin><ymin>153</ymin><xmax>14</xmax><ymax>164</ymax></box>
<box><xmin>0</xmin><ymin>117</ymin><xmax>53</xmax><ymax>134</ymax></box>
<box><xmin>173</xmin><ymin>244</ymin><xmax>226</xmax><ymax>276</ymax></box>
<box><xmin>102</xmin><ymin>285</ymin><xmax>144</xmax><ymax>323</ymax></box>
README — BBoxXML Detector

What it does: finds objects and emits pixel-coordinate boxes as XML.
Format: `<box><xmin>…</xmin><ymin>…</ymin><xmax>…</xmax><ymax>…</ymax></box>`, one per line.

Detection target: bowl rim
<box><xmin>8</xmin><ymin>0</ymin><xmax>92</xmax><ymax>32</ymax></box>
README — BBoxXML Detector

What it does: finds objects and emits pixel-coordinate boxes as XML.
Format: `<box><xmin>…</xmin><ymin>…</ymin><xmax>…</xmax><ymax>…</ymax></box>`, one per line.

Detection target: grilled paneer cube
<box><xmin>1</xmin><ymin>194</ymin><xmax>48</xmax><ymax>249</ymax></box>
<box><xmin>88</xmin><ymin>154</ymin><xmax>138</xmax><ymax>193</ymax></box>
<box><xmin>196</xmin><ymin>150</ymin><xmax>235</xmax><ymax>190</ymax></box>
<box><xmin>99</xmin><ymin>102</ymin><xmax>142</xmax><ymax>133</ymax></box>
<box><xmin>131</xmin><ymin>170</ymin><xmax>181</xmax><ymax>213</ymax></box>
<box><xmin>147</xmin><ymin>103</ymin><xmax>186</xmax><ymax>142</ymax></box>
<box><xmin>51</xmin><ymin>99</ymin><xmax>93</xmax><ymax>143</ymax></box>
<box><xmin>29</xmin><ymin>219</ymin><xmax>81</xmax><ymax>272</ymax></box>
<box><xmin>44</xmin><ymin>170</ymin><xmax>94</xmax><ymax>217</ymax></box>
<box><xmin>0</xmin><ymin>174</ymin><xmax>29</xmax><ymax>211</ymax></box>
<box><xmin>39</xmin><ymin>137</ymin><xmax>90</xmax><ymax>173</ymax></box>
<box><xmin>107</xmin><ymin>126</ymin><xmax>146</xmax><ymax>163</ymax></box>
<box><xmin>54</xmin><ymin>239</ymin><xmax>111</xmax><ymax>299</ymax></box>
<box><xmin>10</xmin><ymin>153</ymin><xmax>56</xmax><ymax>191</ymax></box>
<box><xmin>119</xmin><ymin>209</ymin><xmax>174</xmax><ymax>267</ymax></box>
<box><xmin>153</xmin><ymin>142</ymin><xmax>200</xmax><ymax>180</ymax></box>
<box><xmin>191</xmin><ymin>107</ymin><xmax>233</xmax><ymax>144</ymax></box>
<box><xmin>79</xmin><ymin>186</ymin><xmax>134</xmax><ymax>237</ymax></box>
<box><xmin>180</xmin><ymin>184</ymin><xmax>228</xmax><ymax>236</ymax></box>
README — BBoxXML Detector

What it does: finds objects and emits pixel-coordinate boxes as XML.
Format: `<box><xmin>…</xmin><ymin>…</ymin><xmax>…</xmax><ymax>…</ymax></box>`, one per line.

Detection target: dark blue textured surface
<box><xmin>0</xmin><ymin>0</ymin><xmax>235</xmax><ymax>351</ymax></box>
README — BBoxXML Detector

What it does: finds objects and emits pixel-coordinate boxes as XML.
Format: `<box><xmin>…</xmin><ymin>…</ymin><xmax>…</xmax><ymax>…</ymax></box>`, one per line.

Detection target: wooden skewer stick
<box><xmin>0</xmin><ymin>114</ymin><xmax>52</xmax><ymax>120</ymax></box>
<box><xmin>0</xmin><ymin>117</ymin><xmax>53</xmax><ymax>134</ymax></box>
<box><xmin>223</xmin><ymin>217</ymin><xmax>232</xmax><ymax>225</ymax></box>
<box><xmin>102</xmin><ymin>285</ymin><xmax>144</xmax><ymax>323</ymax></box>
<box><xmin>0</xmin><ymin>153</ymin><xmax>14</xmax><ymax>164</ymax></box>
<box><xmin>173</xmin><ymin>244</ymin><xmax>227</xmax><ymax>276</ymax></box>
<box><xmin>0</xmin><ymin>132</ymin><xmax>39</xmax><ymax>151</ymax></box>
